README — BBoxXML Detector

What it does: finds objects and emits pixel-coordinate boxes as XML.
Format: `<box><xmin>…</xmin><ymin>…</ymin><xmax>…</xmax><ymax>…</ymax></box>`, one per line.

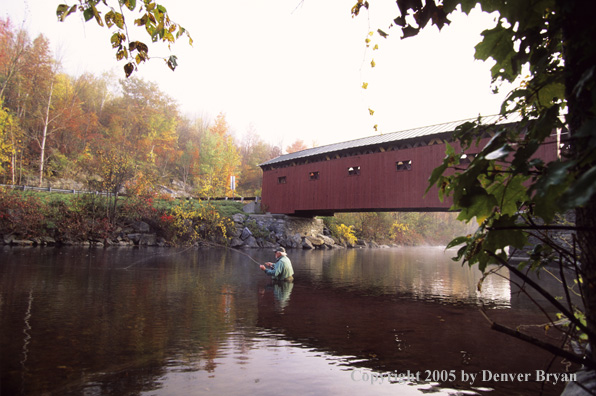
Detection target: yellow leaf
<box><xmin>373</xmin><ymin>44</ymin><xmax>379</xmax><ymax>50</ymax></box>
<box><xmin>373</xmin><ymin>124</ymin><xmax>378</xmax><ymax>131</ymax></box>
<box><xmin>368</xmin><ymin>108</ymin><xmax>374</xmax><ymax>116</ymax></box>
<box><xmin>371</xmin><ymin>59</ymin><xmax>376</xmax><ymax>68</ymax></box>
<box><xmin>362</xmin><ymin>82</ymin><xmax>368</xmax><ymax>89</ymax></box>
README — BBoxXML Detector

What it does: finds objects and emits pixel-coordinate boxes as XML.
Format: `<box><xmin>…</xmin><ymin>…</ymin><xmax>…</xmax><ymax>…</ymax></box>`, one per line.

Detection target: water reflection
<box><xmin>292</xmin><ymin>247</ymin><xmax>511</xmax><ymax>306</ymax></box>
<box><xmin>0</xmin><ymin>246</ymin><xmax>572</xmax><ymax>396</ymax></box>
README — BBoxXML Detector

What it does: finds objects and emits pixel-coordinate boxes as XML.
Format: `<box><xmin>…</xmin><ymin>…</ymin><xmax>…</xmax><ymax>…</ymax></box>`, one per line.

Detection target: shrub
<box><xmin>168</xmin><ymin>200</ymin><xmax>234</xmax><ymax>245</ymax></box>
<box><xmin>329</xmin><ymin>223</ymin><xmax>357</xmax><ymax>246</ymax></box>
<box><xmin>0</xmin><ymin>188</ymin><xmax>45</xmax><ymax>238</ymax></box>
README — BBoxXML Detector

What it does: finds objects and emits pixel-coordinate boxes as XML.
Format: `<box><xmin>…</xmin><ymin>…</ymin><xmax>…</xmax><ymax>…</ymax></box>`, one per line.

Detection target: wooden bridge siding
<box><xmin>261</xmin><ymin>133</ymin><xmax>562</xmax><ymax>215</ymax></box>
<box><xmin>261</xmin><ymin>143</ymin><xmax>453</xmax><ymax>215</ymax></box>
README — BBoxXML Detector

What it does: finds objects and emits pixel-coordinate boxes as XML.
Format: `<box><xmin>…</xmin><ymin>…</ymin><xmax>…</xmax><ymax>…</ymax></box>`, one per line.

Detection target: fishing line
<box><xmin>121</xmin><ymin>245</ymin><xmax>196</xmax><ymax>270</ymax></box>
<box><xmin>120</xmin><ymin>241</ymin><xmax>265</xmax><ymax>269</ymax></box>
<box><xmin>200</xmin><ymin>240</ymin><xmax>264</xmax><ymax>266</ymax></box>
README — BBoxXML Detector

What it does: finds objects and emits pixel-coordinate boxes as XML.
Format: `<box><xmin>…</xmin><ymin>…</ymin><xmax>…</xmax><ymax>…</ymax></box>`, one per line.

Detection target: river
<box><xmin>0</xmin><ymin>246</ymin><xmax>575</xmax><ymax>395</ymax></box>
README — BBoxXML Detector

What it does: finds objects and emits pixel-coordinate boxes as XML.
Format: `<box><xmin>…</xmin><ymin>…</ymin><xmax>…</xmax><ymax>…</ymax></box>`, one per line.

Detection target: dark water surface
<box><xmin>1</xmin><ymin>246</ymin><xmax>574</xmax><ymax>395</ymax></box>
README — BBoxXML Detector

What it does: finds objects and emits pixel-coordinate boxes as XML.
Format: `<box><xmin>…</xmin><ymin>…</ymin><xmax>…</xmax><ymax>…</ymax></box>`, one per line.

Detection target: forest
<box><xmin>0</xmin><ymin>17</ymin><xmax>293</xmax><ymax>198</ymax></box>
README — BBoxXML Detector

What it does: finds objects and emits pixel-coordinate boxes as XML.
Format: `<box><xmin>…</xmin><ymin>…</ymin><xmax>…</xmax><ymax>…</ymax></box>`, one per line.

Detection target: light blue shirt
<box><xmin>265</xmin><ymin>255</ymin><xmax>294</xmax><ymax>281</ymax></box>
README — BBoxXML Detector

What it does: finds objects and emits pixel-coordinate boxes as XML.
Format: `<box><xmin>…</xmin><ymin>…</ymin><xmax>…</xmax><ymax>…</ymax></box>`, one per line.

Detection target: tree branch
<box><xmin>479</xmin><ymin>309</ymin><xmax>595</xmax><ymax>369</ymax></box>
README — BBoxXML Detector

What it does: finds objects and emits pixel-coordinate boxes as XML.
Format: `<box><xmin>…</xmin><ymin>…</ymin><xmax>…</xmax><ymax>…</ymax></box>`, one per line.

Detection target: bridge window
<box><xmin>396</xmin><ymin>160</ymin><xmax>412</xmax><ymax>171</ymax></box>
<box><xmin>309</xmin><ymin>171</ymin><xmax>320</xmax><ymax>180</ymax></box>
<box><xmin>278</xmin><ymin>176</ymin><xmax>287</xmax><ymax>184</ymax></box>
<box><xmin>348</xmin><ymin>166</ymin><xmax>360</xmax><ymax>176</ymax></box>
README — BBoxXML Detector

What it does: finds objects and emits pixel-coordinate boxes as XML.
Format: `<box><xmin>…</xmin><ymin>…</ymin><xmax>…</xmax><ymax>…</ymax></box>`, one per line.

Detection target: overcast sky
<box><xmin>4</xmin><ymin>0</ymin><xmax>510</xmax><ymax>149</ymax></box>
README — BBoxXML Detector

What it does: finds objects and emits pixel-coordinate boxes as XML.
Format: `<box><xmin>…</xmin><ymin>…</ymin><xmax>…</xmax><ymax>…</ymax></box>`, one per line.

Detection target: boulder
<box><xmin>40</xmin><ymin>236</ymin><xmax>56</xmax><ymax>245</ymax></box>
<box><xmin>232</xmin><ymin>213</ymin><xmax>246</xmax><ymax>223</ymax></box>
<box><xmin>230</xmin><ymin>237</ymin><xmax>244</xmax><ymax>248</ymax></box>
<box><xmin>305</xmin><ymin>235</ymin><xmax>325</xmax><ymax>247</ymax></box>
<box><xmin>132</xmin><ymin>221</ymin><xmax>151</xmax><ymax>233</ymax></box>
<box><xmin>139</xmin><ymin>234</ymin><xmax>157</xmax><ymax>246</ymax></box>
<box><xmin>244</xmin><ymin>236</ymin><xmax>260</xmax><ymax>248</ymax></box>
<box><xmin>240</xmin><ymin>227</ymin><xmax>253</xmax><ymax>241</ymax></box>
<box><xmin>316</xmin><ymin>234</ymin><xmax>336</xmax><ymax>248</ymax></box>
<box><xmin>302</xmin><ymin>237</ymin><xmax>315</xmax><ymax>249</ymax></box>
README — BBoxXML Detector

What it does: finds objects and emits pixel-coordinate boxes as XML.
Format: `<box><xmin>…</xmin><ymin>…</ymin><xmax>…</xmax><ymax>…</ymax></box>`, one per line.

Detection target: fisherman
<box><xmin>260</xmin><ymin>247</ymin><xmax>294</xmax><ymax>282</ymax></box>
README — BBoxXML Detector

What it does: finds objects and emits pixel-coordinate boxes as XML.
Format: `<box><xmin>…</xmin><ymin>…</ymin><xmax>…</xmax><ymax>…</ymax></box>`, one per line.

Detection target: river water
<box><xmin>0</xmin><ymin>246</ymin><xmax>575</xmax><ymax>395</ymax></box>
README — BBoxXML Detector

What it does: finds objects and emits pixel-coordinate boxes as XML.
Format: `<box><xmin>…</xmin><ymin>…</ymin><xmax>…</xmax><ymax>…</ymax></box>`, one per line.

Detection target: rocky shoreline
<box><xmin>1</xmin><ymin>213</ymin><xmax>389</xmax><ymax>249</ymax></box>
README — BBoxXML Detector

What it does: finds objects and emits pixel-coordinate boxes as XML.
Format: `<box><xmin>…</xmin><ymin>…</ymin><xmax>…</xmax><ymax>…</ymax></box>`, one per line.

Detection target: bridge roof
<box><xmin>260</xmin><ymin>114</ymin><xmax>513</xmax><ymax>167</ymax></box>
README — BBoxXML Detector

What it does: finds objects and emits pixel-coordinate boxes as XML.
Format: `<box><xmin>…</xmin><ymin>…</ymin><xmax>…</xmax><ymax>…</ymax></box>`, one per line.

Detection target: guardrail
<box><xmin>0</xmin><ymin>183</ymin><xmax>110</xmax><ymax>196</ymax></box>
<box><xmin>0</xmin><ymin>183</ymin><xmax>259</xmax><ymax>202</ymax></box>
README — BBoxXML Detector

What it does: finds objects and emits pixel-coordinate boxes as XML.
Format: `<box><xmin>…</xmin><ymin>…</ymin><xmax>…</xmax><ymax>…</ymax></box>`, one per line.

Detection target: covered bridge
<box><xmin>259</xmin><ymin>116</ymin><xmax>561</xmax><ymax>217</ymax></box>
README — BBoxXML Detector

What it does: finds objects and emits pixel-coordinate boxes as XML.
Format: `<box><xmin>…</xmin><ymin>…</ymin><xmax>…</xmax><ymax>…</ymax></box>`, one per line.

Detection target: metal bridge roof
<box><xmin>260</xmin><ymin>114</ymin><xmax>512</xmax><ymax>167</ymax></box>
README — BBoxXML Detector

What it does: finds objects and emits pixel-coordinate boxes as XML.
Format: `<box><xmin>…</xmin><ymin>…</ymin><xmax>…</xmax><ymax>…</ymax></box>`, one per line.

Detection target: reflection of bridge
<box><xmin>259</xmin><ymin>117</ymin><xmax>561</xmax><ymax>216</ymax></box>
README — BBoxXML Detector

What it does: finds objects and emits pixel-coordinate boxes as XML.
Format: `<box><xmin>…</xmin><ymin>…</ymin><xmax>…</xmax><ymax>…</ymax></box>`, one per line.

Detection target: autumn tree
<box><xmin>237</xmin><ymin>126</ymin><xmax>278</xmax><ymax>196</ymax></box>
<box><xmin>195</xmin><ymin>113</ymin><xmax>240</xmax><ymax>197</ymax></box>
<box><xmin>285</xmin><ymin>139</ymin><xmax>308</xmax><ymax>154</ymax></box>
<box><xmin>353</xmin><ymin>0</ymin><xmax>596</xmax><ymax>372</ymax></box>
<box><xmin>99</xmin><ymin>77</ymin><xmax>178</xmax><ymax>189</ymax></box>
<box><xmin>0</xmin><ymin>100</ymin><xmax>15</xmax><ymax>177</ymax></box>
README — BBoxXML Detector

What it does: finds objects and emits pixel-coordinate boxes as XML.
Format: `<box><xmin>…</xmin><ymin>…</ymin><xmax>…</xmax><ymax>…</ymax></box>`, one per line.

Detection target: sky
<box><xmin>3</xmin><ymin>0</ymin><xmax>511</xmax><ymax>150</ymax></box>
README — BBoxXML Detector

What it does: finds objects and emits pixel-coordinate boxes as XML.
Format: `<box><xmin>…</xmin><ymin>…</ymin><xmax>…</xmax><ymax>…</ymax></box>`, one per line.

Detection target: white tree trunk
<box><xmin>38</xmin><ymin>79</ymin><xmax>54</xmax><ymax>187</ymax></box>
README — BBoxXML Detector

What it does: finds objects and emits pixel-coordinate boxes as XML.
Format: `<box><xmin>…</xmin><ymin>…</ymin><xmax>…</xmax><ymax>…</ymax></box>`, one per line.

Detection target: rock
<box><xmin>302</xmin><ymin>237</ymin><xmax>315</xmax><ymax>249</ymax></box>
<box><xmin>40</xmin><ymin>236</ymin><xmax>56</xmax><ymax>245</ymax></box>
<box><xmin>12</xmin><ymin>239</ymin><xmax>34</xmax><ymax>246</ymax></box>
<box><xmin>356</xmin><ymin>239</ymin><xmax>368</xmax><ymax>248</ymax></box>
<box><xmin>240</xmin><ymin>227</ymin><xmax>253</xmax><ymax>241</ymax></box>
<box><xmin>139</xmin><ymin>234</ymin><xmax>157</xmax><ymax>246</ymax></box>
<box><xmin>127</xmin><ymin>233</ymin><xmax>142</xmax><ymax>244</ymax></box>
<box><xmin>316</xmin><ymin>234</ymin><xmax>336</xmax><ymax>248</ymax></box>
<box><xmin>305</xmin><ymin>235</ymin><xmax>325</xmax><ymax>247</ymax></box>
<box><xmin>232</xmin><ymin>213</ymin><xmax>246</xmax><ymax>223</ymax></box>
<box><xmin>132</xmin><ymin>221</ymin><xmax>151</xmax><ymax>233</ymax></box>
<box><xmin>230</xmin><ymin>237</ymin><xmax>244</xmax><ymax>248</ymax></box>
<box><xmin>259</xmin><ymin>240</ymin><xmax>277</xmax><ymax>249</ymax></box>
<box><xmin>244</xmin><ymin>236</ymin><xmax>260</xmax><ymax>248</ymax></box>
<box><xmin>3</xmin><ymin>234</ymin><xmax>15</xmax><ymax>245</ymax></box>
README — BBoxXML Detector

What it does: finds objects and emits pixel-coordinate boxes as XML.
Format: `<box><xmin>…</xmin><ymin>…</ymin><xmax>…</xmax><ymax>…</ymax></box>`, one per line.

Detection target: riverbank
<box><xmin>0</xmin><ymin>187</ymin><xmax>457</xmax><ymax>249</ymax></box>
<box><xmin>1</xmin><ymin>212</ymin><xmax>390</xmax><ymax>250</ymax></box>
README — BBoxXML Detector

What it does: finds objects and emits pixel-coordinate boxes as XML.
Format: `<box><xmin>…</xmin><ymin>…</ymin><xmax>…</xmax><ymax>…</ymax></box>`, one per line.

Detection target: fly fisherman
<box><xmin>260</xmin><ymin>247</ymin><xmax>294</xmax><ymax>282</ymax></box>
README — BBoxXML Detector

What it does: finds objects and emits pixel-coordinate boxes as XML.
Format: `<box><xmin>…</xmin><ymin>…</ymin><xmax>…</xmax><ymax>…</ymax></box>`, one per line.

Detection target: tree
<box><xmin>286</xmin><ymin>139</ymin><xmax>308</xmax><ymax>154</ymax></box>
<box><xmin>238</xmin><ymin>126</ymin><xmax>278</xmax><ymax>196</ymax></box>
<box><xmin>0</xmin><ymin>99</ymin><xmax>15</xmax><ymax>177</ymax></box>
<box><xmin>353</xmin><ymin>0</ymin><xmax>596</xmax><ymax>373</ymax></box>
<box><xmin>195</xmin><ymin>113</ymin><xmax>240</xmax><ymax>197</ymax></box>
<box><xmin>56</xmin><ymin>0</ymin><xmax>192</xmax><ymax>77</ymax></box>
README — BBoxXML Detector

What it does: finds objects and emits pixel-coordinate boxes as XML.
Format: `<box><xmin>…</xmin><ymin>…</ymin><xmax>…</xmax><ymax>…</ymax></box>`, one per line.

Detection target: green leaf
<box><xmin>456</xmin><ymin>187</ymin><xmax>497</xmax><ymax>224</ymax></box>
<box><xmin>447</xmin><ymin>235</ymin><xmax>470</xmax><ymax>249</ymax></box>
<box><xmin>487</xmin><ymin>174</ymin><xmax>528</xmax><ymax>216</ymax></box>
<box><xmin>475</xmin><ymin>24</ymin><xmax>516</xmax><ymax>82</ymax></box>
<box><xmin>83</xmin><ymin>7</ymin><xmax>95</xmax><ymax>22</ymax></box>
<box><xmin>124</xmin><ymin>0</ymin><xmax>137</xmax><ymax>11</ymax></box>
<box><xmin>105</xmin><ymin>10</ymin><xmax>115</xmax><ymax>28</ymax></box>
<box><xmin>56</xmin><ymin>4</ymin><xmax>77</xmax><ymax>21</ymax></box>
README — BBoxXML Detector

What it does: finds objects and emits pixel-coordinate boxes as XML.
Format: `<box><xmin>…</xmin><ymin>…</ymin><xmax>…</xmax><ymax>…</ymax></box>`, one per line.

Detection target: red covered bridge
<box><xmin>259</xmin><ymin>116</ymin><xmax>563</xmax><ymax>217</ymax></box>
